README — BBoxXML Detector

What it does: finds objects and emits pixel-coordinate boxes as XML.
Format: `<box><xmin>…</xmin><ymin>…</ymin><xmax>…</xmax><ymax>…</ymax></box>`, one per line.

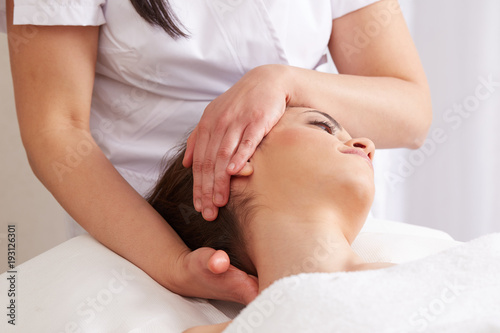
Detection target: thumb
<box><xmin>183</xmin><ymin>126</ymin><xmax>198</xmax><ymax>168</ymax></box>
<box><xmin>230</xmin><ymin>272</ymin><xmax>259</xmax><ymax>305</ymax></box>
<box><xmin>233</xmin><ymin>161</ymin><xmax>253</xmax><ymax>177</ymax></box>
<box><xmin>207</xmin><ymin>249</ymin><xmax>231</xmax><ymax>274</ymax></box>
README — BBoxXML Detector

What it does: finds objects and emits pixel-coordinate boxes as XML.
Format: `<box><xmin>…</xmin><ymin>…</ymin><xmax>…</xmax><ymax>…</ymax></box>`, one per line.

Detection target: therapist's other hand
<box><xmin>183</xmin><ymin>64</ymin><xmax>290</xmax><ymax>220</ymax></box>
<box><xmin>175</xmin><ymin>247</ymin><xmax>259</xmax><ymax>305</ymax></box>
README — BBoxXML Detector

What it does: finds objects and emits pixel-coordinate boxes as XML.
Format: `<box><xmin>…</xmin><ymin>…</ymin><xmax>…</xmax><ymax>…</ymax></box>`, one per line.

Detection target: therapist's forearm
<box><xmin>25</xmin><ymin>127</ymin><xmax>187</xmax><ymax>288</ymax></box>
<box><xmin>284</xmin><ymin>65</ymin><xmax>432</xmax><ymax>149</ymax></box>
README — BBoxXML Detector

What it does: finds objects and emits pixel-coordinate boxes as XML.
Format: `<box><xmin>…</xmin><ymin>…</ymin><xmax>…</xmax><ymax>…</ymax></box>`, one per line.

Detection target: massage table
<box><xmin>1</xmin><ymin>217</ymin><xmax>464</xmax><ymax>332</ymax></box>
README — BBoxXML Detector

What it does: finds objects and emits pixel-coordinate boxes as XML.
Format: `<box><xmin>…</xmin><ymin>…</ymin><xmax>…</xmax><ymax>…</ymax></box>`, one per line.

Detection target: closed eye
<box><xmin>310</xmin><ymin>120</ymin><xmax>335</xmax><ymax>135</ymax></box>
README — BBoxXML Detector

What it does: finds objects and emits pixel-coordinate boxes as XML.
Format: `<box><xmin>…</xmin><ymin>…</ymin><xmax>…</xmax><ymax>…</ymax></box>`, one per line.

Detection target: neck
<box><xmin>248</xmin><ymin>206</ymin><xmax>367</xmax><ymax>292</ymax></box>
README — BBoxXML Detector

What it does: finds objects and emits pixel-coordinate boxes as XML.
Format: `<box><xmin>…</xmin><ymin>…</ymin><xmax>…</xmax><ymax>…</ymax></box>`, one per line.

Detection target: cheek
<box><xmin>262</xmin><ymin>130</ymin><xmax>339</xmax><ymax>184</ymax></box>
<box><xmin>255</xmin><ymin>130</ymin><xmax>375</xmax><ymax>207</ymax></box>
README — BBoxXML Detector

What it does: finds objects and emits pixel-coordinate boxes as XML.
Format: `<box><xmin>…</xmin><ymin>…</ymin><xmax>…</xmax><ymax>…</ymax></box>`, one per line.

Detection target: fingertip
<box><xmin>213</xmin><ymin>191</ymin><xmax>228</xmax><ymax>207</ymax></box>
<box><xmin>208</xmin><ymin>250</ymin><xmax>230</xmax><ymax>274</ymax></box>
<box><xmin>227</xmin><ymin>162</ymin><xmax>236</xmax><ymax>173</ymax></box>
<box><xmin>203</xmin><ymin>205</ymin><xmax>219</xmax><ymax>221</ymax></box>
<box><xmin>194</xmin><ymin>198</ymin><xmax>202</xmax><ymax>212</ymax></box>
<box><xmin>182</xmin><ymin>156</ymin><xmax>191</xmax><ymax>168</ymax></box>
<box><xmin>226</xmin><ymin>160</ymin><xmax>244</xmax><ymax>175</ymax></box>
<box><xmin>183</xmin><ymin>131</ymin><xmax>197</xmax><ymax>167</ymax></box>
<box><xmin>182</xmin><ymin>148</ymin><xmax>194</xmax><ymax>168</ymax></box>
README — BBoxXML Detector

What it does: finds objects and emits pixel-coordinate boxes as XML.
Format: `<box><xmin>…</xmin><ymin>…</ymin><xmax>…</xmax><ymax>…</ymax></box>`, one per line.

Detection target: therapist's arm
<box><xmin>5</xmin><ymin>0</ymin><xmax>257</xmax><ymax>305</ymax></box>
<box><xmin>184</xmin><ymin>0</ymin><xmax>431</xmax><ymax>220</ymax></box>
<box><xmin>290</xmin><ymin>0</ymin><xmax>432</xmax><ymax>148</ymax></box>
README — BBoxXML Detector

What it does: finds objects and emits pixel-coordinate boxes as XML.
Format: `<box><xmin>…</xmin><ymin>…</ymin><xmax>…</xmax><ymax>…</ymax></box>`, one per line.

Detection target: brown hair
<box><xmin>147</xmin><ymin>143</ymin><xmax>257</xmax><ymax>276</ymax></box>
<box><xmin>129</xmin><ymin>0</ymin><xmax>188</xmax><ymax>39</ymax></box>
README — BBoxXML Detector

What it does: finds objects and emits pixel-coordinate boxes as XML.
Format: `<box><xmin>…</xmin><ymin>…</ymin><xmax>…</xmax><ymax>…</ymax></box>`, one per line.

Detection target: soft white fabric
<box><xmin>0</xmin><ymin>218</ymin><xmax>459</xmax><ymax>332</ymax></box>
<box><xmin>0</xmin><ymin>234</ymin><xmax>243</xmax><ymax>333</ymax></box>
<box><xmin>354</xmin><ymin>217</ymin><xmax>460</xmax><ymax>264</ymax></box>
<box><xmin>13</xmin><ymin>0</ymin><xmax>106</xmax><ymax>26</ymax></box>
<box><xmin>360</xmin><ymin>216</ymin><xmax>455</xmax><ymax>240</ymax></box>
<box><xmin>225</xmin><ymin>233</ymin><xmax>500</xmax><ymax>333</ymax></box>
<box><xmin>0</xmin><ymin>0</ymin><xmax>106</xmax><ymax>32</ymax></box>
<box><xmin>331</xmin><ymin>0</ymin><xmax>380</xmax><ymax>19</ymax></box>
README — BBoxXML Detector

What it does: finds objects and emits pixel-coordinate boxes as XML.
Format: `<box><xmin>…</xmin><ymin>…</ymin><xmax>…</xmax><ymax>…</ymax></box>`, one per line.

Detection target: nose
<box><xmin>345</xmin><ymin>137</ymin><xmax>375</xmax><ymax>161</ymax></box>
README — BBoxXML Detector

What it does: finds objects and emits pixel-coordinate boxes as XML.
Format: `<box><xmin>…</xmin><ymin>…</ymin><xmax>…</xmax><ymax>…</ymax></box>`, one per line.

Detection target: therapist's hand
<box><xmin>174</xmin><ymin>247</ymin><xmax>259</xmax><ymax>305</ymax></box>
<box><xmin>183</xmin><ymin>64</ymin><xmax>291</xmax><ymax>220</ymax></box>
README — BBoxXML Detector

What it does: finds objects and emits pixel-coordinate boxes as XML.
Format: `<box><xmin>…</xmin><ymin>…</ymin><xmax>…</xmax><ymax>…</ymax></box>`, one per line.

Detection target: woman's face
<box><xmin>245</xmin><ymin>107</ymin><xmax>376</xmax><ymax>215</ymax></box>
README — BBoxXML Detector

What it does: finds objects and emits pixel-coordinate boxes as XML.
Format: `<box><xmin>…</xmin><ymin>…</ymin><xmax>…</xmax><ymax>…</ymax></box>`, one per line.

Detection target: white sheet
<box><xmin>225</xmin><ymin>233</ymin><xmax>500</xmax><ymax>333</ymax></box>
<box><xmin>0</xmin><ymin>218</ymin><xmax>461</xmax><ymax>332</ymax></box>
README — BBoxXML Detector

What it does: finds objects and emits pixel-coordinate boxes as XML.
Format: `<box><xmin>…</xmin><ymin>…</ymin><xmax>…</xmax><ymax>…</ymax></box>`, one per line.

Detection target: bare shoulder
<box><xmin>184</xmin><ymin>321</ymin><xmax>232</xmax><ymax>333</ymax></box>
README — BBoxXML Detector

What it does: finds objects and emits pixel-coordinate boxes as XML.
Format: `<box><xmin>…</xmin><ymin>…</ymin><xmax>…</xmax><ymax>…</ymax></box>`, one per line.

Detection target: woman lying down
<box><xmin>148</xmin><ymin>107</ymin><xmax>500</xmax><ymax>333</ymax></box>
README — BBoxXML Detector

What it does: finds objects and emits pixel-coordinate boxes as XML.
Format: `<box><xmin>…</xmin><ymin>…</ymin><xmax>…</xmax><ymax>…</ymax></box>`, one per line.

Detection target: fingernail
<box><xmin>214</xmin><ymin>193</ymin><xmax>224</xmax><ymax>204</ymax></box>
<box><xmin>203</xmin><ymin>208</ymin><xmax>213</xmax><ymax>219</ymax></box>
<box><xmin>195</xmin><ymin>199</ymin><xmax>202</xmax><ymax>211</ymax></box>
<box><xmin>228</xmin><ymin>163</ymin><xmax>235</xmax><ymax>172</ymax></box>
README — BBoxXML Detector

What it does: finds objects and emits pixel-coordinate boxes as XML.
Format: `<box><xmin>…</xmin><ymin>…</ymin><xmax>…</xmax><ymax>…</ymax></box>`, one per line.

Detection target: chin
<box><xmin>334</xmin><ymin>176</ymin><xmax>375</xmax><ymax>227</ymax></box>
<box><xmin>343</xmin><ymin>171</ymin><xmax>375</xmax><ymax>204</ymax></box>
<box><xmin>352</xmin><ymin>189</ymin><xmax>374</xmax><ymax>216</ymax></box>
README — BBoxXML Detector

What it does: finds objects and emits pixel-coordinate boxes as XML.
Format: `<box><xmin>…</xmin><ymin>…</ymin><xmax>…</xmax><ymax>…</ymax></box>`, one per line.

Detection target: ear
<box><xmin>234</xmin><ymin>160</ymin><xmax>254</xmax><ymax>177</ymax></box>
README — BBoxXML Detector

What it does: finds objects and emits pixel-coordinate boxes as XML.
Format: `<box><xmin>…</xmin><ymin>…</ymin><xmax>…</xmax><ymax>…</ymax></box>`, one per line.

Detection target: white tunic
<box><xmin>1</xmin><ymin>0</ymin><xmax>378</xmax><ymax>196</ymax></box>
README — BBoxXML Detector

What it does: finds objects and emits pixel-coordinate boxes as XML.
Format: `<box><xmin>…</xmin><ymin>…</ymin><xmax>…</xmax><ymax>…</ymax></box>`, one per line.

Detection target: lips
<box><xmin>341</xmin><ymin>148</ymin><xmax>373</xmax><ymax>169</ymax></box>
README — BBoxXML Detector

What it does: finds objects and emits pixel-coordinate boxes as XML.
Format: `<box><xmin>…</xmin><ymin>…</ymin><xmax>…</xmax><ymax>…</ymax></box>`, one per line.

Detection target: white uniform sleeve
<box><xmin>8</xmin><ymin>0</ymin><xmax>106</xmax><ymax>27</ymax></box>
<box><xmin>331</xmin><ymin>0</ymin><xmax>380</xmax><ymax>19</ymax></box>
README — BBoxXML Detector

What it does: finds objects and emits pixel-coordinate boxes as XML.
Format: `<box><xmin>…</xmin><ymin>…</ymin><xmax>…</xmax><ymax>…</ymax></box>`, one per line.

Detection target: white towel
<box><xmin>224</xmin><ymin>233</ymin><xmax>500</xmax><ymax>333</ymax></box>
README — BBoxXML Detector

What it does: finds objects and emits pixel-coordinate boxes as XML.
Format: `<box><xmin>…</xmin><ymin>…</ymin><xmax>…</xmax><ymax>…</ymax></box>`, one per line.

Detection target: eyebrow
<box><xmin>303</xmin><ymin>110</ymin><xmax>343</xmax><ymax>130</ymax></box>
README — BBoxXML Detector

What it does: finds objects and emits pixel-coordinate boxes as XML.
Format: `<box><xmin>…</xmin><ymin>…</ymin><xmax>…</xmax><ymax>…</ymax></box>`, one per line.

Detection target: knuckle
<box><xmin>247</xmin><ymin>123</ymin><xmax>266</xmax><ymax>137</ymax></box>
<box><xmin>193</xmin><ymin>184</ymin><xmax>203</xmax><ymax>194</ymax></box>
<box><xmin>217</xmin><ymin>113</ymin><xmax>231</xmax><ymax>127</ymax></box>
<box><xmin>201</xmin><ymin>186</ymin><xmax>214</xmax><ymax>197</ymax></box>
<box><xmin>216</xmin><ymin>147</ymin><xmax>232</xmax><ymax>160</ymax></box>
<box><xmin>240</xmin><ymin>138</ymin><xmax>255</xmax><ymax>150</ymax></box>
<box><xmin>192</xmin><ymin>160</ymin><xmax>203</xmax><ymax>173</ymax></box>
<box><xmin>202</xmin><ymin>159</ymin><xmax>215</xmax><ymax>174</ymax></box>
<box><xmin>250</xmin><ymin>108</ymin><xmax>266</xmax><ymax>120</ymax></box>
<box><xmin>196</xmin><ymin>123</ymin><xmax>210</xmax><ymax>136</ymax></box>
<box><xmin>214</xmin><ymin>173</ymin><xmax>228</xmax><ymax>187</ymax></box>
<box><xmin>214</xmin><ymin>123</ymin><xmax>226</xmax><ymax>137</ymax></box>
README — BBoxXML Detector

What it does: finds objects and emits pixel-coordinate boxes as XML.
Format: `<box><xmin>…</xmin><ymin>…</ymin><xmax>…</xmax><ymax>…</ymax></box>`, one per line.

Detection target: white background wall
<box><xmin>372</xmin><ymin>0</ymin><xmax>500</xmax><ymax>242</ymax></box>
<box><xmin>0</xmin><ymin>34</ymin><xmax>66</xmax><ymax>273</ymax></box>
